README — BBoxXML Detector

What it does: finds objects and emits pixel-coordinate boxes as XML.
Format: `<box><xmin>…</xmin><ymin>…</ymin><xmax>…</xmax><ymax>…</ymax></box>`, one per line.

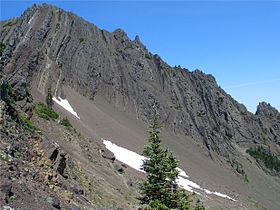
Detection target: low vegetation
<box><xmin>124</xmin><ymin>45</ymin><xmax>132</xmax><ymax>50</ymax></box>
<box><xmin>0</xmin><ymin>42</ymin><xmax>6</xmax><ymax>56</ymax></box>
<box><xmin>247</xmin><ymin>146</ymin><xmax>280</xmax><ymax>172</ymax></box>
<box><xmin>3</xmin><ymin>19</ymin><xmax>18</xmax><ymax>27</ymax></box>
<box><xmin>35</xmin><ymin>102</ymin><xmax>59</xmax><ymax>120</ymax></box>
<box><xmin>46</xmin><ymin>85</ymin><xmax>54</xmax><ymax>108</ymax></box>
<box><xmin>0</xmin><ymin>81</ymin><xmax>15</xmax><ymax>105</ymax></box>
<box><xmin>1</xmin><ymin>81</ymin><xmax>40</xmax><ymax>133</ymax></box>
<box><xmin>79</xmin><ymin>37</ymin><xmax>85</xmax><ymax>43</ymax></box>
<box><xmin>60</xmin><ymin>117</ymin><xmax>72</xmax><ymax>128</ymax></box>
<box><xmin>229</xmin><ymin>160</ymin><xmax>249</xmax><ymax>182</ymax></box>
<box><xmin>145</xmin><ymin>53</ymin><xmax>152</xmax><ymax>60</ymax></box>
<box><xmin>18</xmin><ymin>112</ymin><xmax>41</xmax><ymax>133</ymax></box>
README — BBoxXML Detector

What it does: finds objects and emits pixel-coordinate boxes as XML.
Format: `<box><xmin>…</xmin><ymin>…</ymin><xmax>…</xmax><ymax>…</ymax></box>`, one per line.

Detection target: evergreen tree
<box><xmin>0</xmin><ymin>80</ymin><xmax>14</xmax><ymax>105</ymax></box>
<box><xmin>139</xmin><ymin>114</ymin><xmax>194</xmax><ymax>209</ymax></box>
<box><xmin>46</xmin><ymin>85</ymin><xmax>53</xmax><ymax>108</ymax></box>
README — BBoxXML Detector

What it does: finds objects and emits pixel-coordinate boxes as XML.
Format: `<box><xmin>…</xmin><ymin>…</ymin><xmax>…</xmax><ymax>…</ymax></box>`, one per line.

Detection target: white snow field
<box><xmin>103</xmin><ymin>139</ymin><xmax>236</xmax><ymax>201</ymax></box>
<box><xmin>52</xmin><ymin>97</ymin><xmax>80</xmax><ymax>119</ymax></box>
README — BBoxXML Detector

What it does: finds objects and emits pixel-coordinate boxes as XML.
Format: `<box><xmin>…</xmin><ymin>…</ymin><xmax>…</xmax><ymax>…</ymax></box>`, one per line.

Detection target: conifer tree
<box><xmin>139</xmin><ymin>112</ymin><xmax>195</xmax><ymax>209</ymax></box>
<box><xmin>46</xmin><ymin>85</ymin><xmax>53</xmax><ymax>108</ymax></box>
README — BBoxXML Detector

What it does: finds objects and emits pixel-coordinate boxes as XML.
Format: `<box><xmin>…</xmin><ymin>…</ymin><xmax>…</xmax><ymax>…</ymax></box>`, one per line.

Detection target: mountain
<box><xmin>1</xmin><ymin>3</ymin><xmax>280</xmax><ymax>209</ymax></box>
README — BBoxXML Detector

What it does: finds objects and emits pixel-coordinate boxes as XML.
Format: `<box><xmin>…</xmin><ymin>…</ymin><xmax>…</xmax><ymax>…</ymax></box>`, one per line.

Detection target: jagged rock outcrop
<box><xmin>255</xmin><ymin>102</ymin><xmax>280</xmax><ymax>147</ymax></box>
<box><xmin>256</xmin><ymin>102</ymin><xmax>280</xmax><ymax>118</ymax></box>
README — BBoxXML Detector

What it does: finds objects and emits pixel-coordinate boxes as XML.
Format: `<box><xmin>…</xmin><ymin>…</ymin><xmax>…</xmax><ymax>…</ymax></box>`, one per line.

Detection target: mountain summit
<box><xmin>1</xmin><ymin>4</ymin><xmax>280</xmax><ymax>209</ymax></box>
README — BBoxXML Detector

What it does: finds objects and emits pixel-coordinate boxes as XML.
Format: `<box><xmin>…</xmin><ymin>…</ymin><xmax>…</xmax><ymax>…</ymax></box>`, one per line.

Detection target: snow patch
<box><xmin>103</xmin><ymin>139</ymin><xmax>236</xmax><ymax>201</ymax></box>
<box><xmin>178</xmin><ymin>168</ymin><xmax>189</xmax><ymax>178</ymax></box>
<box><xmin>103</xmin><ymin>140</ymin><xmax>146</xmax><ymax>172</ymax></box>
<box><xmin>52</xmin><ymin>97</ymin><xmax>80</xmax><ymax>119</ymax></box>
<box><xmin>213</xmin><ymin>192</ymin><xmax>235</xmax><ymax>200</ymax></box>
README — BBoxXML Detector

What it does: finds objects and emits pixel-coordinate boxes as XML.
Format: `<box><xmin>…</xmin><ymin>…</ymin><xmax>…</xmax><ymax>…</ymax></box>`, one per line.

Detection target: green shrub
<box><xmin>149</xmin><ymin>200</ymin><xmax>167</xmax><ymax>209</ymax></box>
<box><xmin>175</xmin><ymin>104</ymin><xmax>182</xmax><ymax>111</ymax></box>
<box><xmin>0</xmin><ymin>81</ymin><xmax>15</xmax><ymax>105</ymax></box>
<box><xmin>46</xmin><ymin>85</ymin><xmax>54</xmax><ymax>108</ymax></box>
<box><xmin>247</xmin><ymin>146</ymin><xmax>280</xmax><ymax>172</ymax></box>
<box><xmin>60</xmin><ymin>117</ymin><xmax>72</xmax><ymax>128</ymax></box>
<box><xmin>124</xmin><ymin>45</ymin><xmax>131</xmax><ymax>50</ymax></box>
<box><xmin>260</xmin><ymin>133</ymin><xmax>269</xmax><ymax>141</ymax></box>
<box><xmin>18</xmin><ymin>112</ymin><xmax>41</xmax><ymax>133</ymax></box>
<box><xmin>0</xmin><ymin>42</ymin><xmax>6</xmax><ymax>56</ymax></box>
<box><xmin>35</xmin><ymin>102</ymin><xmax>59</xmax><ymax>120</ymax></box>
<box><xmin>79</xmin><ymin>37</ymin><xmax>85</xmax><ymax>43</ymax></box>
<box><xmin>145</xmin><ymin>53</ymin><xmax>152</xmax><ymax>60</ymax></box>
<box><xmin>229</xmin><ymin>160</ymin><xmax>249</xmax><ymax>182</ymax></box>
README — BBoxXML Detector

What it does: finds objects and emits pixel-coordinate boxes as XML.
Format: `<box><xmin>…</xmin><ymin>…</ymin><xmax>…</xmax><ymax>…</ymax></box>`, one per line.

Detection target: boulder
<box><xmin>46</xmin><ymin>195</ymin><xmax>60</xmax><ymax>209</ymax></box>
<box><xmin>102</xmin><ymin>148</ymin><xmax>115</xmax><ymax>162</ymax></box>
<box><xmin>114</xmin><ymin>163</ymin><xmax>124</xmax><ymax>173</ymax></box>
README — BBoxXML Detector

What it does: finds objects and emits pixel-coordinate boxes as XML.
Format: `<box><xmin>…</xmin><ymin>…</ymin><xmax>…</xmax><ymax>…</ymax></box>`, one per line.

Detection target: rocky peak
<box><xmin>192</xmin><ymin>69</ymin><xmax>217</xmax><ymax>84</ymax></box>
<box><xmin>256</xmin><ymin>102</ymin><xmax>280</xmax><ymax>119</ymax></box>
<box><xmin>134</xmin><ymin>35</ymin><xmax>141</xmax><ymax>44</ymax></box>
<box><xmin>113</xmin><ymin>28</ymin><xmax>130</xmax><ymax>41</ymax></box>
<box><xmin>133</xmin><ymin>35</ymin><xmax>146</xmax><ymax>49</ymax></box>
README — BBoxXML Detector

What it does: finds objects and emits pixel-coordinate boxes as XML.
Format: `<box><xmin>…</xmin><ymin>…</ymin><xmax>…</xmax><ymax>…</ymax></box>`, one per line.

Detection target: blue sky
<box><xmin>1</xmin><ymin>1</ymin><xmax>280</xmax><ymax>113</ymax></box>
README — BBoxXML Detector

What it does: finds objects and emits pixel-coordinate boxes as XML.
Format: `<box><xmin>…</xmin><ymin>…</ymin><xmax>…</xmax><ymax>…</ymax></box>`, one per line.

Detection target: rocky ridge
<box><xmin>2</xmin><ymin>3</ymin><xmax>279</xmax><ymax>165</ymax></box>
<box><xmin>1</xmin><ymin>3</ymin><xmax>280</xmax><ymax>209</ymax></box>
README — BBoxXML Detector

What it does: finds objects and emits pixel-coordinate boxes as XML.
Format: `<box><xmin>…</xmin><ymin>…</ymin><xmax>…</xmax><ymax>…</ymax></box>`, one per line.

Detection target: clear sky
<box><xmin>1</xmin><ymin>1</ymin><xmax>280</xmax><ymax>113</ymax></box>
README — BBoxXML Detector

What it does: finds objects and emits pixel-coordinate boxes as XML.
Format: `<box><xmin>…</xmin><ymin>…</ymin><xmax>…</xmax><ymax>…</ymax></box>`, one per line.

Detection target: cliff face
<box><xmin>1</xmin><ymin>3</ymin><xmax>280</xmax><ymax>209</ymax></box>
<box><xmin>2</xmin><ymin>4</ymin><xmax>279</xmax><ymax>164</ymax></box>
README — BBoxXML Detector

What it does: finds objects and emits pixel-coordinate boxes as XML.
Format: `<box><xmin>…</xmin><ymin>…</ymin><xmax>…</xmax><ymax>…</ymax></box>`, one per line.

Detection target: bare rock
<box><xmin>114</xmin><ymin>162</ymin><xmax>124</xmax><ymax>174</ymax></box>
<box><xmin>0</xmin><ymin>180</ymin><xmax>13</xmax><ymax>203</ymax></box>
<box><xmin>102</xmin><ymin>148</ymin><xmax>115</xmax><ymax>162</ymax></box>
<box><xmin>46</xmin><ymin>195</ymin><xmax>61</xmax><ymax>209</ymax></box>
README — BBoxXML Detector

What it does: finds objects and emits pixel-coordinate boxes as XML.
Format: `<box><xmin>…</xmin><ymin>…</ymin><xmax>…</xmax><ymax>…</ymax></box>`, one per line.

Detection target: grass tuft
<box><xmin>35</xmin><ymin>102</ymin><xmax>59</xmax><ymax>120</ymax></box>
<box><xmin>60</xmin><ymin>117</ymin><xmax>72</xmax><ymax>128</ymax></box>
<box><xmin>18</xmin><ymin>112</ymin><xmax>41</xmax><ymax>133</ymax></box>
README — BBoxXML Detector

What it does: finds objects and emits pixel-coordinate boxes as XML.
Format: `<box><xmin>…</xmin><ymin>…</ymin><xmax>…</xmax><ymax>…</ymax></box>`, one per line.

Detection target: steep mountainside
<box><xmin>1</xmin><ymin>3</ymin><xmax>280</xmax><ymax>209</ymax></box>
<box><xmin>0</xmin><ymin>85</ymin><xmax>139</xmax><ymax>209</ymax></box>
